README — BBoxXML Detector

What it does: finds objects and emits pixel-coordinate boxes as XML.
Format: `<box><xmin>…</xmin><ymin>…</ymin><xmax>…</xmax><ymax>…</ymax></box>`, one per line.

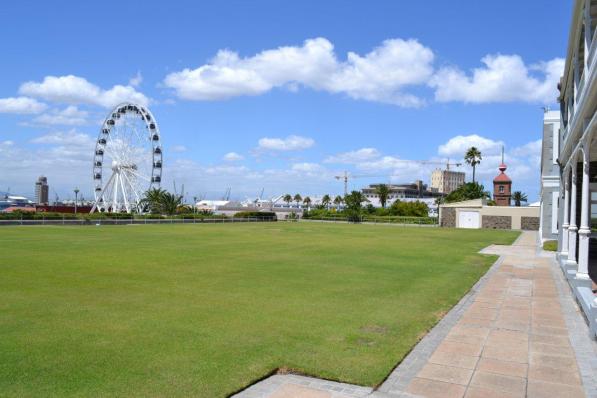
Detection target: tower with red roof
<box><xmin>493</xmin><ymin>148</ymin><xmax>512</xmax><ymax>206</ymax></box>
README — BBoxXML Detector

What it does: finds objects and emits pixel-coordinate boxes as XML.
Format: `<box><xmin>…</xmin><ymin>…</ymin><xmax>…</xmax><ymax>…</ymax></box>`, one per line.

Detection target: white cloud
<box><xmin>0</xmin><ymin>97</ymin><xmax>47</xmax><ymax>114</ymax></box>
<box><xmin>223</xmin><ymin>151</ymin><xmax>244</xmax><ymax>161</ymax></box>
<box><xmin>438</xmin><ymin>134</ymin><xmax>504</xmax><ymax>156</ymax></box>
<box><xmin>0</xmin><ymin>140</ymin><xmax>14</xmax><ymax>149</ymax></box>
<box><xmin>129</xmin><ymin>71</ymin><xmax>143</xmax><ymax>87</ymax></box>
<box><xmin>19</xmin><ymin>75</ymin><xmax>149</xmax><ymax>108</ymax></box>
<box><xmin>324</xmin><ymin>39</ymin><xmax>434</xmax><ymax>106</ymax></box>
<box><xmin>324</xmin><ymin>147</ymin><xmax>380</xmax><ymax>163</ymax></box>
<box><xmin>431</xmin><ymin>55</ymin><xmax>564</xmax><ymax>104</ymax></box>
<box><xmin>434</xmin><ymin>134</ymin><xmax>542</xmax><ymax>198</ymax></box>
<box><xmin>171</xmin><ymin>145</ymin><xmax>188</xmax><ymax>153</ymax></box>
<box><xmin>291</xmin><ymin>162</ymin><xmax>323</xmax><ymax>173</ymax></box>
<box><xmin>161</xmin><ymin>157</ymin><xmax>337</xmax><ymax>200</ymax></box>
<box><xmin>257</xmin><ymin>135</ymin><xmax>314</xmax><ymax>151</ymax></box>
<box><xmin>30</xmin><ymin>129</ymin><xmax>94</xmax><ymax>148</ymax></box>
<box><xmin>0</xmin><ymin>130</ymin><xmax>97</xmax><ymax>198</ymax></box>
<box><xmin>31</xmin><ymin>106</ymin><xmax>89</xmax><ymax>126</ymax></box>
<box><xmin>163</xmin><ymin>37</ymin><xmax>434</xmax><ymax>107</ymax></box>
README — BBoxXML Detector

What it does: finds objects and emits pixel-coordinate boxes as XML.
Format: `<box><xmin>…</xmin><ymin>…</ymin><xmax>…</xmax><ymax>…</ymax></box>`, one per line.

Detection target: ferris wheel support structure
<box><xmin>90</xmin><ymin>102</ymin><xmax>163</xmax><ymax>214</ymax></box>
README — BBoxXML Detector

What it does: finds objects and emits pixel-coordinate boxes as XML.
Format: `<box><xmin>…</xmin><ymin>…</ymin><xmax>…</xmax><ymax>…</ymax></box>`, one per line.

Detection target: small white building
<box><xmin>439</xmin><ymin>198</ymin><xmax>540</xmax><ymax>230</ymax></box>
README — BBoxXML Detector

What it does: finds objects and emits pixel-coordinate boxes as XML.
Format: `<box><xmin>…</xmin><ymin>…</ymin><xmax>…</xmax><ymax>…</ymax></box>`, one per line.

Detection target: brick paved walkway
<box><xmin>234</xmin><ymin>232</ymin><xmax>595</xmax><ymax>398</ymax></box>
<box><xmin>399</xmin><ymin>231</ymin><xmax>587</xmax><ymax>398</ymax></box>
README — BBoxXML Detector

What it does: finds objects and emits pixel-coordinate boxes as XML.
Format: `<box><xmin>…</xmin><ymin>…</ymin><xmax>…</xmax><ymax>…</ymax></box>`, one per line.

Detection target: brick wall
<box><xmin>441</xmin><ymin>208</ymin><xmax>456</xmax><ymax>227</ymax></box>
<box><xmin>521</xmin><ymin>216</ymin><xmax>540</xmax><ymax>231</ymax></box>
<box><xmin>482</xmin><ymin>215</ymin><xmax>512</xmax><ymax>229</ymax></box>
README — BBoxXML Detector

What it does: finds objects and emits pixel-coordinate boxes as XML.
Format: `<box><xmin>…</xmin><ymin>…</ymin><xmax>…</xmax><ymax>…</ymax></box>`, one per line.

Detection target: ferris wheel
<box><xmin>90</xmin><ymin>103</ymin><xmax>162</xmax><ymax>213</ymax></box>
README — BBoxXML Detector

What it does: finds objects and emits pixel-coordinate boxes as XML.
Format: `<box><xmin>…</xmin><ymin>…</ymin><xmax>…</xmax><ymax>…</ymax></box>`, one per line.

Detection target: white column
<box><xmin>568</xmin><ymin>161</ymin><xmax>579</xmax><ymax>266</ymax></box>
<box><xmin>578</xmin><ymin>145</ymin><xmax>592</xmax><ymax>279</ymax></box>
<box><xmin>574</xmin><ymin>57</ymin><xmax>580</xmax><ymax>106</ymax></box>
<box><xmin>585</xmin><ymin>0</ymin><xmax>592</xmax><ymax>73</ymax></box>
<box><xmin>561</xmin><ymin>171</ymin><xmax>570</xmax><ymax>257</ymax></box>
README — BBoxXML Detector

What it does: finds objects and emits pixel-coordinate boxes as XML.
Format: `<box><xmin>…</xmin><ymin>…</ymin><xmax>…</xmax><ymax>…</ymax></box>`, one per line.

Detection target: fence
<box><xmin>0</xmin><ymin>216</ymin><xmax>277</xmax><ymax>226</ymax></box>
<box><xmin>0</xmin><ymin>214</ymin><xmax>435</xmax><ymax>227</ymax></box>
<box><xmin>302</xmin><ymin>215</ymin><xmax>438</xmax><ymax>226</ymax></box>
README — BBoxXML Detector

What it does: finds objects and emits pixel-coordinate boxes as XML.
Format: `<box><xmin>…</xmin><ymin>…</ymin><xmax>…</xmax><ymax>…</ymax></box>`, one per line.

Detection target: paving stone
<box><xmin>417</xmin><ymin>363</ymin><xmax>473</xmax><ymax>385</ymax></box>
<box><xmin>428</xmin><ymin>351</ymin><xmax>479</xmax><ymax>370</ymax></box>
<box><xmin>405</xmin><ymin>377</ymin><xmax>466</xmax><ymax>398</ymax></box>
<box><xmin>270</xmin><ymin>384</ymin><xmax>331</xmax><ymax>398</ymax></box>
<box><xmin>481</xmin><ymin>344</ymin><xmax>528</xmax><ymax>364</ymax></box>
<box><xmin>469</xmin><ymin>371</ymin><xmax>526</xmax><ymax>396</ymax></box>
<box><xmin>529</xmin><ymin>333</ymin><xmax>570</xmax><ymax>346</ymax></box>
<box><xmin>487</xmin><ymin>329</ymin><xmax>528</xmax><ymax>343</ymax></box>
<box><xmin>532</xmin><ymin>326</ymin><xmax>571</xmax><ymax>339</ymax></box>
<box><xmin>435</xmin><ymin>341</ymin><xmax>483</xmax><ymax>357</ymax></box>
<box><xmin>528</xmin><ymin>363</ymin><xmax>582</xmax><ymax>386</ymax></box>
<box><xmin>529</xmin><ymin>341</ymin><xmax>575</xmax><ymax>357</ymax></box>
<box><xmin>463</xmin><ymin>308</ymin><xmax>498</xmax><ymax>321</ymax></box>
<box><xmin>529</xmin><ymin>352</ymin><xmax>579</xmax><ymax>370</ymax></box>
<box><xmin>463</xmin><ymin>386</ymin><xmax>524</xmax><ymax>398</ymax></box>
<box><xmin>493</xmin><ymin>319</ymin><xmax>530</xmax><ymax>332</ymax></box>
<box><xmin>526</xmin><ymin>380</ymin><xmax>586</xmax><ymax>398</ymax></box>
<box><xmin>458</xmin><ymin>316</ymin><xmax>494</xmax><ymax>328</ymax></box>
<box><xmin>475</xmin><ymin>357</ymin><xmax>528</xmax><ymax>378</ymax></box>
<box><xmin>484</xmin><ymin>334</ymin><xmax>528</xmax><ymax>351</ymax></box>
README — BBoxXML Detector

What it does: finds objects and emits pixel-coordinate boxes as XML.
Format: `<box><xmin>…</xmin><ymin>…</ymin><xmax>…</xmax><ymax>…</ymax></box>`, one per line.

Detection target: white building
<box><xmin>430</xmin><ymin>169</ymin><xmax>465</xmax><ymax>194</ymax></box>
<box><xmin>539</xmin><ymin>111</ymin><xmax>561</xmax><ymax>242</ymax></box>
<box><xmin>555</xmin><ymin>0</ymin><xmax>597</xmax><ymax>337</ymax></box>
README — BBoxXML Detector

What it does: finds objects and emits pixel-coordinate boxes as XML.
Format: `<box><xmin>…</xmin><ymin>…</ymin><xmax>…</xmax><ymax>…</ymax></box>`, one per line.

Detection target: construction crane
<box><xmin>334</xmin><ymin>159</ymin><xmax>462</xmax><ymax>195</ymax></box>
<box><xmin>334</xmin><ymin>171</ymin><xmax>393</xmax><ymax>196</ymax></box>
<box><xmin>52</xmin><ymin>188</ymin><xmax>60</xmax><ymax>205</ymax></box>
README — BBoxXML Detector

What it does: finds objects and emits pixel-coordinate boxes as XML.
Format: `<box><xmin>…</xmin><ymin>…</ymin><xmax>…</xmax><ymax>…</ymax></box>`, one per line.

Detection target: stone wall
<box><xmin>521</xmin><ymin>216</ymin><xmax>540</xmax><ymax>231</ymax></box>
<box><xmin>482</xmin><ymin>215</ymin><xmax>512</xmax><ymax>229</ymax></box>
<box><xmin>441</xmin><ymin>208</ymin><xmax>456</xmax><ymax>227</ymax></box>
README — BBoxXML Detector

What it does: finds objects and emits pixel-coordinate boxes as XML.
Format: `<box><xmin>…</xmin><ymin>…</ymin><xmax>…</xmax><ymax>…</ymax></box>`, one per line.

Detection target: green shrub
<box><xmin>389</xmin><ymin>200</ymin><xmax>429</xmax><ymax>217</ymax></box>
<box><xmin>543</xmin><ymin>240</ymin><xmax>557</xmax><ymax>251</ymax></box>
<box><xmin>233</xmin><ymin>211</ymin><xmax>277</xmax><ymax>220</ymax></box>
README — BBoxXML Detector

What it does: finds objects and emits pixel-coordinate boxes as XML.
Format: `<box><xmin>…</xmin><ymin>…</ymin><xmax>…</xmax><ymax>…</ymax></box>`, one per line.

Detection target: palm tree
<box><xmin>140</xmin><ymin>188</ymin><xmax>167</xmax><ymax>214</ymax></box>
<box><xmin>333</xmin><ymin>195</ymin><xmax>343</xmax><ymax>209</ymax></box>
<box><xmin>344</xmin><ymin>190</ymin><xmax>368</xmax><ymax>222</ymax></box>
<box><xmin>375</xmin><ymin>184</ymin><xmax>390</xmax><ymax>208</ymax></box>
<box><xmin>321</xmin><ymin>194</ymin><xmax>331</xmax><ymax>210</ymax></box>
<box><xmin>160</xmin><ymin>192</ymin><xmax>183</xmax><ymax>215</ymax></box>
<box><xmin>512</xmin><ymin>191</ymin><xmax>528</xmax><ymax>207</ymax></box>
<box><xmin>464</xmin><ymin>147</ymin><xmax>482</xmax><ymax>183</ymax></box>
<box><xmin>283</xmin><ymin>194</ymin><xmax>292</xmax><ymax>207</ymax></box>
<box><xmin>293</xmin><ymin>193</ymin><xmax>302</xmax><ymax>208</ymax></box>
<box><xmin>303</xmin><ymin>196</ymin><xmax>312</xmax><ymax>210</ymax></box>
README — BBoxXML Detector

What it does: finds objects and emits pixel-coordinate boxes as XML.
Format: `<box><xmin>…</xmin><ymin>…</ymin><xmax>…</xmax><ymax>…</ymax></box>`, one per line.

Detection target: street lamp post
<box><xmin>193</xmin><ymin>196</ymin><xmax>197</xmax><ymax>215</ymax></box>
<box><xmin>74</xmin><ymin>187</ymin><xmax>79</xmax><ymax>214</ymax></box>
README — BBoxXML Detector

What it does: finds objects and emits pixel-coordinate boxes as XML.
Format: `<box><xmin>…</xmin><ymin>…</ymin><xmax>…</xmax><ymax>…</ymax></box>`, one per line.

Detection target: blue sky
<box><xmin>0</xmin><ymin>1</ymin><xmax>571</xmax><ymax>202</ymax></box>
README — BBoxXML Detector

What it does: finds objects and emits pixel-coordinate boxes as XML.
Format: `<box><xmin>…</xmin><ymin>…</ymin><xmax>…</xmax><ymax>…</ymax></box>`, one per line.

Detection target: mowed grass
<box><xmin>0</xmin><ymin>223</ymin><xmax>518</xmax><ymax>397</ymax></box>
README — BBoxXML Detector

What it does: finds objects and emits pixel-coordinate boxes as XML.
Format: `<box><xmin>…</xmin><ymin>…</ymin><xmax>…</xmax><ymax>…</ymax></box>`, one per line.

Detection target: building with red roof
<box><xmin>493</xmin><ymin>162</ymin><xmax>512</xmax><ymax>206</ymax></box>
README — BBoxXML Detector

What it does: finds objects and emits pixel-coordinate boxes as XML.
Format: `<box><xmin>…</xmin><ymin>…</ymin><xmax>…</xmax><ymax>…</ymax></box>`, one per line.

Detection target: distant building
<box><xmin>430</xmin><ymin>169</ymin><xmax>465</xmax><ymax>194</ymax></box>
<box><xmin>538</xmin><ymin>110</ymin><xmax>561</xmax><ymax>242</ymax></box>
<box><xmin>35</xmin><ymin>176</ymin><xmax>49</xmax><ymax>204</ymax></box>
<box><xmin>361</xmin><ymin>181</ymin><xmax>444</xmax><ymax>210</ymax></box>
<box><xmin>0</xmin><ymin>194</ymin><xmax>35</xmax><ymax>212</ymax></box>
<box><xmin>493</xmin><ymin>162</ymin><xmax>512</xmax><ymax>206</ymax></box>
<box><xmin>36</xmin><ymin>204</ymin><xmax>94</xmax><ymax>214</ymax></box>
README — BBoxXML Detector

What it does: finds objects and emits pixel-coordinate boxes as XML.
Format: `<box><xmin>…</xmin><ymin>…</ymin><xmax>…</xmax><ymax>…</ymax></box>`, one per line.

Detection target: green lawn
<box><xmin>0</xmin><ymin>223</ymin><xmax>518</xmax><ymax>397</ymax></box>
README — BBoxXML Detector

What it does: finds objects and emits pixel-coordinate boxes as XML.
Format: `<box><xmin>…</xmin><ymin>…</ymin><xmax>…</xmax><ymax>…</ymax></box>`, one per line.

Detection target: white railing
<box><xmin>0</xmin><ymin>217</ymin><xmax>279</xmax><ymax>226</ymax></box>
<box><xmin>578</xmin><ymin>72</ymin><xmax>586</xmax><ymax>99</ymax></box>
<box><xmin>590</xmin><ymin>25</ymin><xmax>597</xmax><ymax>66</ymax></box>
